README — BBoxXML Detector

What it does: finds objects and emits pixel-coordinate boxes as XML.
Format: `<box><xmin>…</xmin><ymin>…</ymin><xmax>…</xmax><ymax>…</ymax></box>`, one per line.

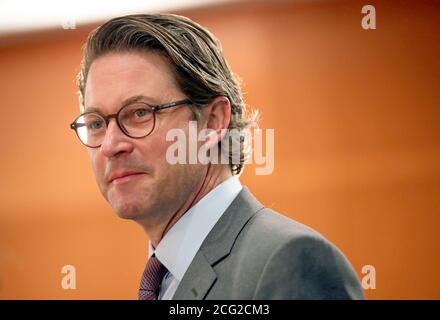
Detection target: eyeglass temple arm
<box><xmin>70</xmin><ymin>123</ymin><xmax>83</xmax><ymax>129</ymax></box>
<box><xmin>152</xmin><ymin>99</ymin><xmax>193</xmax><ymax>111</ymax></box>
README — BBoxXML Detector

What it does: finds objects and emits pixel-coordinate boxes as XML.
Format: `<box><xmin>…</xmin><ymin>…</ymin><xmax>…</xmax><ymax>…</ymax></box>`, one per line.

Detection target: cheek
<box><xmin>139</xmin><ymin>129</ymin><xmax>176</xmax><ymax>164</ymax></box>
<box><xmin>89</xmin><ymin>152</ymin><xmax>106</xmax><ymax>185</ymax></box>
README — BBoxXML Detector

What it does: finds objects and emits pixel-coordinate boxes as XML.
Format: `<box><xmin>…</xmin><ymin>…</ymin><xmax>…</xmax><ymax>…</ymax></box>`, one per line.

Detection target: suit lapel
<box><xmin>170</xmin><ymin>250</ymin><xmax>216</xmax><ymax>300</ymax></box>
<box><xmin>172</xmin><ymin>187</ymin><xmax>264</xmax><ymax>300</ymax></box>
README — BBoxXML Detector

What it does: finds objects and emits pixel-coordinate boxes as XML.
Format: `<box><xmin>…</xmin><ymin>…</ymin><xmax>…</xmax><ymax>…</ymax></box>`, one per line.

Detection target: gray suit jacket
<box><xmin>172</xmin><ymin>188</ymin><xmax>365</xmax><ymax>300</ymax></box>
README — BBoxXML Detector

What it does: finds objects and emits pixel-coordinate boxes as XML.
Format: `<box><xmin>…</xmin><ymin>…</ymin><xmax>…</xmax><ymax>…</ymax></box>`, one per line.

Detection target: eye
<box><xmin>88</xmin><ymin>120</ymin><xmax>104</xmax><ymax>130</ymax></box>
<box><xmin>133</xmin><ymin>108</ymin><xmax>149</xmax><ymax>118</ymax></box>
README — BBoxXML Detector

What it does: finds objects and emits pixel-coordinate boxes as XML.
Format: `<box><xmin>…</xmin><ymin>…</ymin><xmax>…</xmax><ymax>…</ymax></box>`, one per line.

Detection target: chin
<box><xmin>109</xmin><ymin>198</ymin><xmax>147</xmax><ymax>221</ymax></box>
<box><xmin>114</xmin><ymin>209</ymin><xmax>137</xmax><ymax>220</ymax></box>
<box><xmin>105</xmin><ymin>186</ymin><xmax>148</xmax><ymax>217</ymax></box>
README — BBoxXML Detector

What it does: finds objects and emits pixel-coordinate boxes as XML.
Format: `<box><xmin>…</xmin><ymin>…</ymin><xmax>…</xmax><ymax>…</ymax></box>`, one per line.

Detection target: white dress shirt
<box><xmin>148</xmin><ymin>176</ymin><xmax>242</xmax><ymax>300</ymax></box>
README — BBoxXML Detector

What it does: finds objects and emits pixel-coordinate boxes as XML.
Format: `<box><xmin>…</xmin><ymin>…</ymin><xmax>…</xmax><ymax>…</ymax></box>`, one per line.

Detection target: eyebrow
<box><xmin>84</xmin><ymin>95</ymin><xmax>160</xmax><ymax>114</ymax></box>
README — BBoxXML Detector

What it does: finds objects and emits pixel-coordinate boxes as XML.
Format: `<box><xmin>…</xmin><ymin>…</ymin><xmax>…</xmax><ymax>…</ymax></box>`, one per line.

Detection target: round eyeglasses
<box><xmin>70</xmin><ymin>98</ymin><xmax>192</xmax><ymax>148</ymax></box>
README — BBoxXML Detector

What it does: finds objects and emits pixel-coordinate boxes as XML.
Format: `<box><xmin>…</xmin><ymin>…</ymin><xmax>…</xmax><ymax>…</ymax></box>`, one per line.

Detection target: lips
<box><xmin>108</xmin><ymin>171</ymin><xmax>146</xmax><ymax>184</ymax></box>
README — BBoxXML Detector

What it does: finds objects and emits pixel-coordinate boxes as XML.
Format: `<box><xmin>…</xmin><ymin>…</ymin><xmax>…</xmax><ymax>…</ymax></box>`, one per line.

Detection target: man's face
<box><xmin>84</xmin><ymin>51</ymin><xmax>206</xmax><ymax>222</ymax></box>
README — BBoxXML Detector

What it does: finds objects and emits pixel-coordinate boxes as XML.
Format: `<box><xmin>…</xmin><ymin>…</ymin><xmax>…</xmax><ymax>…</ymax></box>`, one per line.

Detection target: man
<box><xmin>70</xmin><ymin>13</ymin><xmax>364</xmax><ymax>300</ymax></box>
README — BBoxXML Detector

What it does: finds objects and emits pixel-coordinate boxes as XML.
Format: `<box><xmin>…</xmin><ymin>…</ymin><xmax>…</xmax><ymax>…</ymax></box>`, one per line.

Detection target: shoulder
<box><xmin>237</xmin><ymin>208</ymin><xmax>365</xmax><ymax>299</ymax></box>
<box><xmin>241</xmin><ymin>207</ymin><xmax>329</xmax><ymax>251</ymax></box>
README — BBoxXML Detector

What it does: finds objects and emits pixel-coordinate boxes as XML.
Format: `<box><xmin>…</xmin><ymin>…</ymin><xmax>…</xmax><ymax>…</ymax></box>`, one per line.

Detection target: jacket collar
<box><xmin>172</xmin><ymin>187</ymin><xmax>264</xmax><ymax>300</ymax></box>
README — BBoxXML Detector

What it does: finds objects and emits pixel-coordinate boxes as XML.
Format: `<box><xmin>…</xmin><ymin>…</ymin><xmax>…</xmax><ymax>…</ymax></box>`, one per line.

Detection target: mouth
<box><xmin>109</xmin><ymin>172</ymin><xmax>146</xmax><ymax>185</ymax></box>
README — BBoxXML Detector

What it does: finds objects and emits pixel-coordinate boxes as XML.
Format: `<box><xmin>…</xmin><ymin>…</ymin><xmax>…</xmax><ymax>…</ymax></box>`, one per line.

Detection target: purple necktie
<box><xmin>138</xmin><ymin>254</ymin><xmax>167</xmax><ymax>300</ymax></box>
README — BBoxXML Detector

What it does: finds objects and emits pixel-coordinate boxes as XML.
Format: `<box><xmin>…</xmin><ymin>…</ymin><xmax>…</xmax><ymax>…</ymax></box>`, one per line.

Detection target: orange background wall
<box><xmin>0</xmin><ymin>0</ymin><xmax>439</xmax><ymax>299</ymax></box>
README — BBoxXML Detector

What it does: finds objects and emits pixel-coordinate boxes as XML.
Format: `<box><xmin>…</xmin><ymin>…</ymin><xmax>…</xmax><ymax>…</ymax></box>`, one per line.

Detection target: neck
<box><xmin>145</xmin><ymin>164</ymin><xmax>232</xmax><ymax>248</ymax></box>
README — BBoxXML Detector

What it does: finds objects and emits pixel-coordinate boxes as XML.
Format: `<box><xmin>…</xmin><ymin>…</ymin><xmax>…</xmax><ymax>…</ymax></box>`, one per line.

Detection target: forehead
<box><xmin>84</xmin><ymin>51</ymin><xmax>180</xmax><ymax>113</ymax></box>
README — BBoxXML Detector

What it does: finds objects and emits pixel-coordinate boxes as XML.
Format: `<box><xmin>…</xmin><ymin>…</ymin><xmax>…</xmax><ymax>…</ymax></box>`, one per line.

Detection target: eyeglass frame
<box><xmin>70</xmin><ymin>98</ymin><xmax>193</xmax><ymax>148</ymax></box>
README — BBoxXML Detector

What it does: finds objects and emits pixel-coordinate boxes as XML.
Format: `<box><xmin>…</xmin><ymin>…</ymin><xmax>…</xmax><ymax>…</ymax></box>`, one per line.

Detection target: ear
<box><xmin>202</xmin><ymin>96</ymin><xmax>231</xmax><ymax>149</ymax></box>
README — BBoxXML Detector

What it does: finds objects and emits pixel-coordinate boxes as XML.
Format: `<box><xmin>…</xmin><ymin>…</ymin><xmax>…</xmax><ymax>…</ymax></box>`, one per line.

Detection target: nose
<box><xmin>100</xmin><ymin>119</ymin><xmax>134</xmax><ymax>158</ymax></box>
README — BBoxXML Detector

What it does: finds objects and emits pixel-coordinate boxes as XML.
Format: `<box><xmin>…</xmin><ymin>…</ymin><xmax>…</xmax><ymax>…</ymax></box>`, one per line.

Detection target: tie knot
<box><xmin>138</xmin><ymin>254</ymin><xmax>167</xmax><ymax>300</ymax></box>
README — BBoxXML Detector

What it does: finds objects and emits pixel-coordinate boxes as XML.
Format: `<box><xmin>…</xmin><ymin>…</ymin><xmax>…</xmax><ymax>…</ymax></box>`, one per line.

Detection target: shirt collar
<box><xmin>148</xmin><ymin>176</ymin><xmax>242</xmax><ymax>281</ymax></box>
